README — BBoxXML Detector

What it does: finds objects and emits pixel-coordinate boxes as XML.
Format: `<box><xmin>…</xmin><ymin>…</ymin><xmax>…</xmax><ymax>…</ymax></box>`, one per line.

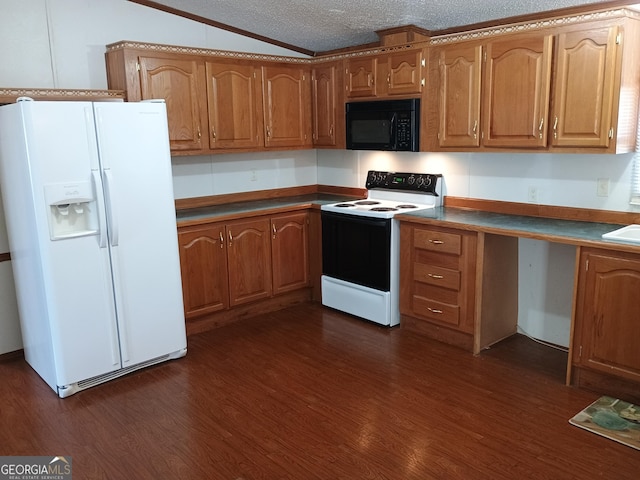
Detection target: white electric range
<box><xmin>321</xmin><ymin>170</ymin><xmax>443</xmax><ymax>326</ymax></box>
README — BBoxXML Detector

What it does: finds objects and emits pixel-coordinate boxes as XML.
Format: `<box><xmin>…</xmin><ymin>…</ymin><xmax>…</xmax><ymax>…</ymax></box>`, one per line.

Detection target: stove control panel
<box><xmin>365</xmin><ymin>170</ymin><xmax>442</xmax><ymax>195</ymax></box>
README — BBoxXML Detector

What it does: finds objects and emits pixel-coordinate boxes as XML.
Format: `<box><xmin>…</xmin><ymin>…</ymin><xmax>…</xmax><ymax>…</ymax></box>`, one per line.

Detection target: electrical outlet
<box><xmin>528</xmin><ymin>186</ymin><xmax>538</xmax><ymax>203</ymax></box>
<box><xmin>250</xmin><ymin>169</ymin><xmax>257</xmax><ymax>182</ymax></box>
<box><xmin>597</xmin><ymin>178</ymin><xmax>609</xmax><ymax>197</ymax></box>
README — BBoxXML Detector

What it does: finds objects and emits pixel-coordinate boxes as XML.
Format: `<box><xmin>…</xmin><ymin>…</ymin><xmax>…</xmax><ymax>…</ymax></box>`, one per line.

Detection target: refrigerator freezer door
<box><xmin>0</xmin><ymin>101</ymin><xmax>122</xmax><ymax>388</ymax></box>
<box><xmin>93</xmin><ymin>102</ymin><xmax>187</xmax><ymax>367</ymax></box>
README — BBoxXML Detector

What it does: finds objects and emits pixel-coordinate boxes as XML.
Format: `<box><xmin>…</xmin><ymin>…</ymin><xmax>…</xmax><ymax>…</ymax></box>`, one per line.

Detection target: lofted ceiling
<box><xmin>130</xmin><ymin>0</ymin><xmax>639</xmax><ymax>55</ymax></box>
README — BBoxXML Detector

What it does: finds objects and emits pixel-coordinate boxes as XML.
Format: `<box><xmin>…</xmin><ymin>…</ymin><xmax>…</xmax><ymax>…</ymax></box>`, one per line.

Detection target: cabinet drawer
<box><xmin>413</xmin><ymin>263</ymin><xmax>461</xmax><ymax>291</ymax></box>
<box><xmin>412</xmin><ymin>295</ymin><xmax>460</xmax><ymax>327</ymax></box>
<box><xmin>414</xmin><ymin>229</ymin><xmax>462</xmax><ymax>255</ymax></box>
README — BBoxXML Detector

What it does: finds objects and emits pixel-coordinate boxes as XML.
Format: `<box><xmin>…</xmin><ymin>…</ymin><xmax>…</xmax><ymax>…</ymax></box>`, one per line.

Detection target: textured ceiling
<box><xmin>141</xmin><ymin>0</ymin><xmax>634</xmax><ymax>53</ymax></box>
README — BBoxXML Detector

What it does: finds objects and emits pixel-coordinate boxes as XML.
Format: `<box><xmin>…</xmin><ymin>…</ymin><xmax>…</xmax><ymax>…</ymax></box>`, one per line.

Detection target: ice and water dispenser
<box><xmin>44</xmin><ymin>181</ymin><xmax>99</xmax><ymax>240</ymax></box>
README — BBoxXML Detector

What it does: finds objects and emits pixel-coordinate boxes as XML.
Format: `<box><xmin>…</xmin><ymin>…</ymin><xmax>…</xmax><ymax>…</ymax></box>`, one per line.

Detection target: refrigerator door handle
<box><xmin>103</xmin><ymin>169</ymin><xmax>119</xmax><ymax>247</ymax></box>
<box><xmin>91</xmin><ymin>170</ymin><xmax>108</xmax><ymax>248</ymax></box>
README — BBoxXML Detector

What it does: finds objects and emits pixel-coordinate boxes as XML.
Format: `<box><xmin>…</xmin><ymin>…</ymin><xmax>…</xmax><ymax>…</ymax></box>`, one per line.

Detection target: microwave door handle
<box><xmin>390</xmin><ymin>113</ymin><xmax>397</xmax><ymax>149</ymax></box>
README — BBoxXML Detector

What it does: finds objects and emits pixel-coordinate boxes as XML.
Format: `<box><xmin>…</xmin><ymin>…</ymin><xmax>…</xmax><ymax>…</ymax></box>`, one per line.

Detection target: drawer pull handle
<box><xmin>429</xmin><ymin>239</ymin><xmax>444</xmax><ymax>245</ymax></box>
<box><xmin>428</xmin><ymin>274</ymin><xmax>444</xmax><ymax>279</ymax></box>
<box><xmin>427</xmin><ymin>307</ymin><xmax>443</xmax><ymax>314</ymax></box>
<box><xmin>219</xmin><ymin>231</ymin><xmax>224</xmax><ymax>248</ymax></box>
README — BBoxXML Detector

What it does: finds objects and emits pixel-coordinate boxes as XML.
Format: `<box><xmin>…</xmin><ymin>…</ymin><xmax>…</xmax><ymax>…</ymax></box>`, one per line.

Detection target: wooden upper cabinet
<box><xmin>483</xmin><ymin>34</ymin><xmax>553</xmax><ymax>148</ymax></box>
<box><xmin>345</xmin><ymin>57</ymin><xmax>377</xmax><ymax>98</ymax></box>
<box><xmin>551</xmin><ymin>26</ymin><xmax>619</xmax><ymax>149</ymax></box>
<box><xmin>262</xmin><ymin>64</ymin><xmax>312</xmax><ymax>148</ymax></box>
<box><xmin>436</xmin><ymin>44</ymin><xmax>482</xmax><ymax>148</ymax></box>
<box><xmin>138</xmin><ymin>55</ymin><xmax>208</xmax><ymax>152</ymax></box>
<box><xmin>384</xmin><ymin>49</ymin><xmax>425</xmax><ymax>96</ymax></box>
<box><xmin>311</xmin><ymin>63</ymin><xmax>339</xmax><ymax>147</ymax></box>
<box><xmin>345</xmin><ymin>50</ymin><xmax>424</xmax><ymax>99</ymax></box>
<box><xmin>205</xmin><ymin>60</ymin><xmax>264</xmax><ymax>150</ymax></box>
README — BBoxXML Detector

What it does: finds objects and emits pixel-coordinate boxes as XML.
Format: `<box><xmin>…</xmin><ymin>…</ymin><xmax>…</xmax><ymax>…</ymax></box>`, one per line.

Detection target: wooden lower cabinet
<box><xmin>571</xmin><ymin>247</ymin><xmax>640</xmax><ymax>400</ymax></box>
<box><xmin>178</xmin><ymin>223</ymin><xmax>229</xmax><ymax>318</ymax></box>
<box><xmin>178</xmin><ymin>211</ymin><xmax>309</xmax><ymax>326</ymax></box>
<box><xmin>271</xmin><ymin>212</ymin><xmax>310</xmax><ymax>294</ymax></box>
<box><xmin>227</xmin><ymin>217</ymin><xmax>272</xmax><ymax>306</ymax></box>
<box><xmin>400</xmin><ymin>222</ymin><xmax>477</xmax><ymax>350</ymax></box>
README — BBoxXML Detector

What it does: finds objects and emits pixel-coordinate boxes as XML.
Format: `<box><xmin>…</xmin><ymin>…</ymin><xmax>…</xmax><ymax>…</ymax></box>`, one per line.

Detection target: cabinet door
<box><xmin>346</xmin><ymin>57</ymin><xmax>377</xmax><ymax>98</ymax></box>
<box><xmin>138</xmin><ymin>55</ymin><xmax>207</xmax><ymax>152</ymax></box>
<box><xmin>385</xmin><ymin>50</ymin><xmax>424</xmax><ymax>96</ymax></box>
<box><xmin>205</xmin><ymin>60</ymin><xmax>264</xmax><ymax>149</ymax></box>
<box><xmin>178</xmin><ymin>224</ymin><xmax>229</xmax><ymax>318</ymax></box>
<box><xmin>575</xmin><ymin>251</ymin><xmax>640</xmax><ymax>383</ymax></box>
<box><xmin>271</xmin><ymin>212</ymin><xmax>309</xmax><ymax>295</ymax></box>
<box><xmin>551</xmin><ymin>26</ymin><xmax>619</xmax><ymax>148</ymax></box>
<box><xmin>312</xmin><ymin>63</ymin><xmax>338</xmax><ymax>146</ymax></box>
<box><xmin>436</xmin><ymin>44</ymin><xmax>482</xmax><ymax>147</ymax></box>
<box><xmin>262</xmin><ymin>65</ymin><xmax>311</xmax><ymax>148</ymax></box>
<box><xmin>226</xmin><ymin>217</ymin><xmax>272</xmax><ymax>306</ymax></box>
<box><xmin>483</xmin><ymin>34</ymin><xmax>552</xmax><ymax>148</ymax></box>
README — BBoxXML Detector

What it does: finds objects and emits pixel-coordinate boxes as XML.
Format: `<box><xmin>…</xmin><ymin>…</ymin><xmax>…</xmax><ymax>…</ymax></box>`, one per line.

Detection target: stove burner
<box><xmin>396</xmin><ymin>204</ymin><xmax>417</xmax><ymax>209</ymax></box>
<box><xmin>370</xmin><ymin>207</ymin><xmax>398</xmax><ymax>212</ymax></box>
<box><xmin>354</xmin><ymin>200</ymin><xmax>381</xmax><ymax>206</ymax></box>
<box><xmin>334</xmin><ymin>203</ymin><xmax>355</xmax><ymax>207</ymax></box>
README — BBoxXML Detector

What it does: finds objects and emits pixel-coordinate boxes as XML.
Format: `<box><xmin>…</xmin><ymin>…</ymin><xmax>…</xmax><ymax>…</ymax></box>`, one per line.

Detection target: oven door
<box><xmin>321</xmin><ymin>211</ymin><xmax>391</xmax><ymax>291</ymax></box>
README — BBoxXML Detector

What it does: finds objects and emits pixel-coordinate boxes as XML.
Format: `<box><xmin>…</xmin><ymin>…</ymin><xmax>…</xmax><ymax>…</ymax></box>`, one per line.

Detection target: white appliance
<box><xmin>321</xmin><ymin>170</ymin><xmax>442</xmax><ymax>326</ymax></box>
<box><xmin>0</xmin><ymin>98</ymin><xmax>187</xmax><ymax>398</ymax></box>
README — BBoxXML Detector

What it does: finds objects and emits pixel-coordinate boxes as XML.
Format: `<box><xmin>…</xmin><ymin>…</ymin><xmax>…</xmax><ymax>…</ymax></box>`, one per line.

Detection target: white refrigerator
<box><xmin>0</xmin><ymin>98</ymin><xmax>187</xmax><ymax>398</ymax></box>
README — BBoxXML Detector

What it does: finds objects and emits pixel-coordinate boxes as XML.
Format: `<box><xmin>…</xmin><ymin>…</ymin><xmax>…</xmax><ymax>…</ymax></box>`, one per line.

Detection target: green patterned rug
<box><xmin>570</xmin><ymin>396</ymin><xmax>640</xmax><ymax>450</ymax></box>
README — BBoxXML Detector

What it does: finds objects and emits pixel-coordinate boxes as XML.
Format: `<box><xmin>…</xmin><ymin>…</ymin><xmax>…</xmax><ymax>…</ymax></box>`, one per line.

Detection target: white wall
<box><xmin>317</xmin><ymin>149</ymin><xmax>640</xmax><ymax>346</ymax></box>
<box><xmin>1</xmin><ymin>0</ymin><xmax>306</xmax><ymax>89</ymax></box>
<box><xmin>0</xmin><ymin>0</ymin><xmax>311</xmax><ymax>354</ymax></box>
<box><xmin>172</xmin><ymin>150</ymin><xmax>317</xmax><ymax>199</ymax></box>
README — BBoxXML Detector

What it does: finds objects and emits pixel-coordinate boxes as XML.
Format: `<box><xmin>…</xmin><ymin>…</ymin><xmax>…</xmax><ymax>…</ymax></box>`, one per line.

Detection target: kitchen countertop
<box><xmin>176</xmin><ymin>193</ymin><xmax>361</xmax><ymax>226</ymax></box>
<box><xmin>176</xmin><ymin>193</ymin><xmax>640</xmax><ymax>253</ymax></box>
<box><xmin>397</xmin><ymin>206</ymin><xmax>640</xmax><ymax>252</ymax></box>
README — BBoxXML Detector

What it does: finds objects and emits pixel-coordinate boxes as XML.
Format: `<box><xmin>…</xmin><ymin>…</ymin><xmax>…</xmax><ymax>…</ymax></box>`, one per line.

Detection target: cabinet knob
<box><xmin>427</xmin><ymin>307</ymin><xmax>443</xmax><ymax>314</ymax></box>
<box><xmin>429</xmin><ymin>239</ymin><xmax>444</xmax><ymax>245</ymax></box>
<box><xmin>228</xmin><ymin>230</ymin><xmax>233</xmax><ymax>246</ymax></box>
<box><xmin>219</xmin><ymin>231</ymin><xmax>224</xmax><ymax>248</ymax></box>
<box><xmin>553</xmin><ymin>116</ymin><xmax>558</xmax><ymax>139</ymax></box>
<box><xmin>272</xmin><ymin>223</ymin><xmax>277</xmax><ymax>239</ymax></box>
<box><xmin>428</xmin><ymin>273</ymin><xmax>444</xmax><ymax>279</ymax></box>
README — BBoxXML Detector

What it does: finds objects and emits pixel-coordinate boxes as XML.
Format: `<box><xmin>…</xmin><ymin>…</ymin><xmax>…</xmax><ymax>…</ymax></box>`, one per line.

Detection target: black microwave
<box><xmin>346</xmin><ymin>98</ymin><xmax>420</xmax><ymax>152</ymax></box>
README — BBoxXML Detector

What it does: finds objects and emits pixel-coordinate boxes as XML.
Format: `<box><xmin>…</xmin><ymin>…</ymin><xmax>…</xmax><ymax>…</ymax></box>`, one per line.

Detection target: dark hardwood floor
<box><xmin>1</xmin><ymin>302</ymin><xmax>638</xmax><ymax>479</ymax></box>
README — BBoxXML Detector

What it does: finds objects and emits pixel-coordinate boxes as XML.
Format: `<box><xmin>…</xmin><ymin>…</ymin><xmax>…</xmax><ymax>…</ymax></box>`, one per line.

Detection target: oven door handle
<box><xmin>321</xmin><ymin>211</ymin><xmax>390</xmax><ymax>227</ymax></box>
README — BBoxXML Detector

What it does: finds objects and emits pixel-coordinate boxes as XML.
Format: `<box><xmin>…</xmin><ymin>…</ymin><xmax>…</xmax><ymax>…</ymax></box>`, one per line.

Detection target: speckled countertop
<box><xmin>176</xmin><ymin>193</ymin><xmax>360</xmax><ymax>226</ymax></box>
<box><xmin>397</xmin><ymin>207</ymin><xmax>640</xmax><ymax>252</ymax></box>
<box><xmin>176</xmin><ymin>193</ymin><xmax>639</xmax><ymax>252</ymax></box>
